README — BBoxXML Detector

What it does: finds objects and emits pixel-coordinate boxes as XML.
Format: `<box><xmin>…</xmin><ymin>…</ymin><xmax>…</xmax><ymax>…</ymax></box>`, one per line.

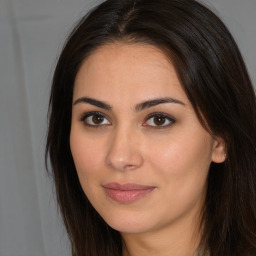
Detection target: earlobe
<box><xmin>211</xmin><ymin>136</ymin><xmax>227</xmax><ymax>163</ymax></box>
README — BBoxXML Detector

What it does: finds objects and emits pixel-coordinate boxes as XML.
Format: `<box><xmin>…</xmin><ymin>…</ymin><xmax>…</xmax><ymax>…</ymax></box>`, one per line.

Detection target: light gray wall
<box><xmin>0</xmin><ymin>0</ymin><xmax>255</xmax><ymax>255</ymax></box>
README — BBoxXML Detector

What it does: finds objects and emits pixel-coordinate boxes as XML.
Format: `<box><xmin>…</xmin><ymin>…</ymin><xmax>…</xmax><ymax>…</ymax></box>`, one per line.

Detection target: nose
<box><xmin>105</xmin><ymin>126</ymin><xmax>144</xmax><ymax>171</ymax></box>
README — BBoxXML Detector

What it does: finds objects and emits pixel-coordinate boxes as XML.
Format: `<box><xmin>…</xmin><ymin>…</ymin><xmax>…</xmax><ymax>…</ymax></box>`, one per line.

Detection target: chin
<box><xmin>100</xmin><ymin>209</ymin><xmax>158</xmax><ymax>234</ymax></box>
<box><xmin>108</xmin><ymin>220</ymin><xmax>151</xmax><ymax>234</ymax></box>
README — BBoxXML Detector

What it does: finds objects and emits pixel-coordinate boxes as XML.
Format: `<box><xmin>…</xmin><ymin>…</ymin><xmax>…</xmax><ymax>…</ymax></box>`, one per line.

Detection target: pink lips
<box><xmin>103</xmin><ymin>183</ymin><xmax>155</xmax><ymax>204</ymax></box>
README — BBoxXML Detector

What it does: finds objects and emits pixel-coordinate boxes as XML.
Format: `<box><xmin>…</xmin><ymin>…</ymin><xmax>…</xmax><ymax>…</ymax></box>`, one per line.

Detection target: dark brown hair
<box><xmin>46</xmin><ymin>0</ymin><xmax>256</xmax><ymax>255</ymax></box>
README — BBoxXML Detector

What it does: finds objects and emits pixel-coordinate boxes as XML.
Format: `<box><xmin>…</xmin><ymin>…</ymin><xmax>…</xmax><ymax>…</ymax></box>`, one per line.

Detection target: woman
<box><xmin>46</xmin><ymin>0</ymin><xmax>256</xmax><ymax>255</ymax></box>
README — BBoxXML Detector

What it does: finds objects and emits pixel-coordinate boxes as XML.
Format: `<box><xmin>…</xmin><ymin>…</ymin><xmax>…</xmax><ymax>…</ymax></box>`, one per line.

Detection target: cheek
<box><xmin>146</xmin><ymin>131</ymin><xmax>213</xmax><ymax>197</ymax></box>
<box><xmin>146</xmin><ymin>134</ymin><xmax>212</xmax><ymax>214</ymax></box>
<box><xmin>70</xmin><ymin>130</ymin><xmax>105</xmax><ymax>180</ymax></box>
<box><xmin>70</xmin><ymin>131</ymin><xmax>108</xmax><ymax>205</ymax></box>
<box><xmin>148</xmin><ymin>131</ymin><xmax>212</xmax><ymax>172</ymax></box>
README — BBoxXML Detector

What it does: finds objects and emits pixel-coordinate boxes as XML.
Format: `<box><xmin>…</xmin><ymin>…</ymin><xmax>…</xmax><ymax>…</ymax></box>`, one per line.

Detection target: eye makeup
<box><xmin>143</xmin><ymin>112</ymin><xmax>176</xmax><ymax>129</ymax></box>
<box><xmin>79</xmin><ymin>111</ymin><xmax>111</xmax><ymax>127</ymax></box>
<box><xmin>79</xmin><ymin>110</ymin><xmax>176</xmax><ymax>130</ymax></box>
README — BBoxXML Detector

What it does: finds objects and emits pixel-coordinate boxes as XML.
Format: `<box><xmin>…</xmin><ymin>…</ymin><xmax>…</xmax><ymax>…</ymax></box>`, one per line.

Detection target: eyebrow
<box><xmin>73</xmin><ymin>96</ymin><xmax>185</xmax><ymax>111</ymax></box>
<box><xmin>73</xmin><ymin>97</ymin><xmax>112</xmax><ymax>110</ymax></box>
<box><xmin>135</xmin><ymin>97</ymin><xmax>185</xmax><ymax>112</ymax></box>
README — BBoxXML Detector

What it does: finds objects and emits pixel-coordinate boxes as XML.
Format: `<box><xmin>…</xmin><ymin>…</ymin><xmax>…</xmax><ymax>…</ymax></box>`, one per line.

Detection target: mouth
<box><xmin>102</xmin><ymin>183</ymin><xmax>156</xmax><ymax>204</ymax></box>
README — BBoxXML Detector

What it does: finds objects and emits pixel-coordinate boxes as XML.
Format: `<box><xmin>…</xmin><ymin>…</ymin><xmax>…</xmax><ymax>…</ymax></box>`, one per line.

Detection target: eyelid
<box><xmin>79</xmin><ymin>111</ymin><xmax>111</xmax><ymax>127</ymax></box>
<box><xmin>79</xmin><ymin>111</ymin><xmax>175</xmax><ymax>128</ymax></box>
<box><xmin>143</xmin><ymin>112</ymin><xmax>176</xmax><ymax>128</ymax></box>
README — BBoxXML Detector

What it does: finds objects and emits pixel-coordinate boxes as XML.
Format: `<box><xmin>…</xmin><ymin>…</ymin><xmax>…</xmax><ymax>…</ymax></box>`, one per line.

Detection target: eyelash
<box><xmin>79</xmin><ymin>111</ymin><xmax>111</xmax><ymax>128</ymax></box>
<box><xmin>79</xmin><ymin>111</ymin><xmax>175</xmax><ymax>129</ymax></box>
<box><xmin>143</xmin><ymin>112</ymin><xmax>175</xmax><ymax>129</ymax></box>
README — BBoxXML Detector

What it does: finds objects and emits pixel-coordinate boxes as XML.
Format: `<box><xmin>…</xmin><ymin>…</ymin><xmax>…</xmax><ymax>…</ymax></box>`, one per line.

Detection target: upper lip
<box><xmin>103</xmin><ymin>182</ymin><xmax>156</xmax><ymax>190</ymax></box>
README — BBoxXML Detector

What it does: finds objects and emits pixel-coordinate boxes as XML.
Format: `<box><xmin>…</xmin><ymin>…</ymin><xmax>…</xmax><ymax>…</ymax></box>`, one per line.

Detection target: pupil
<box><xmin>92</xmin><ymin>115</ymin><xmax>103</xmax><ymax>124</ymax></box>
<box><xmin>154</xmin><ymin>116</ymin><xmax>165</xmax><ymax>125</ymax></box>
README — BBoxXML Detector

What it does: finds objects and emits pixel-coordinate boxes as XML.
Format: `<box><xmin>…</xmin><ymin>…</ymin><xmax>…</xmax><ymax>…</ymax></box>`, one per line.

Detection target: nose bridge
<box><xmin>105</xmin><ymin>123</ymin><xmax>143</xmax><ymax>171</ymax></box>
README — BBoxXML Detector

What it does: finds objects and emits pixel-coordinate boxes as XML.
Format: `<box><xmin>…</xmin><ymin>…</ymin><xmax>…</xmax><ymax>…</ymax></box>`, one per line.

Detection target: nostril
<box><xmin>105</xmin><ymin>150</ymin><xmax>144</xmax><ymax>171</ymax></box>
<box><xmin>104</xmin><ymin>129</ymin><xmax>144</xmax><ymax>171</ymax></box>
<box><xmin>123</xmin><ymin>164</ymin><xmax>138</xmax><ymax>171</ymax></box>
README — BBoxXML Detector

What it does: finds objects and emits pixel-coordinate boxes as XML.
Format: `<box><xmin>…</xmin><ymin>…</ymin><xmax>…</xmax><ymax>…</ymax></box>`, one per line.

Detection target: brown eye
<box><xmin>153</xmin><ymin>116</ymin><xmax>166</xmax><ymax>126</ymax></box>
<box><xmin>81</xmin><ymin>112</ymin><xmax>111</xmax><ymax>126</ymax></box>
<box><xmin>92</xmin><ymin>114</ymin><xmax>104</xmax><ymax>124</ymax></box>
<box><xmin>144</xmin><ymin>114</ymin><xmax>175</xmax><ymax>128</ymax></box>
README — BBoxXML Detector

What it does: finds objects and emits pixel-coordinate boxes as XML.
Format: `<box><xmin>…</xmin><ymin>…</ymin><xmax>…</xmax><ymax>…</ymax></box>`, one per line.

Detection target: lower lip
<box><xmin>104</xmin><ymin>188</ymin><xmax>155</xmax><ymax>204</ymax></box>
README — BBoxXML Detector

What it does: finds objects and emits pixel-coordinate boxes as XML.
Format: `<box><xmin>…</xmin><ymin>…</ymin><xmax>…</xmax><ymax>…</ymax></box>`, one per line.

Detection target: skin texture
<box><xmin>70</xmin><ymin>43</ymin><xmax>226</xmax><ymax>256</ymax></box>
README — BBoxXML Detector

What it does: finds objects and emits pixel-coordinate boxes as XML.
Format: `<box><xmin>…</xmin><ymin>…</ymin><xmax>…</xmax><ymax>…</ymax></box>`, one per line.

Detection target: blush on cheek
<box><xmin>149</xmin><ymin>144</ymin><xmax>183</xmax><ymax>174</ymax></box>
<box><xmin>73</xmin><ymin>149</ymin><xmax>101</xmax><ymax>175</ymax></box>
<box><xmin>70</xmin><ymin>133</ymin><xmax>98</xmax><ymax>169</ymax></box>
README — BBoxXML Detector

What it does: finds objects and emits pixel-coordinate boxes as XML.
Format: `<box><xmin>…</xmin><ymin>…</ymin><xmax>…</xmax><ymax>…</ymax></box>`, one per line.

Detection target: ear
<box><xmin>211</xmin><ymin>136</ymin><xmax>227</xmax><ymax>163</ymax></box>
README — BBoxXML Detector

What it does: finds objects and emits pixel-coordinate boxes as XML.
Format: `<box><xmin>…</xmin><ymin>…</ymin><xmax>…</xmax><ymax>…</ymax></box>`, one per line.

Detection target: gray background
<box><xmin>0</xmin><ymin>0</ymin><xmax>255</xmax><ymax>255</ymax></box>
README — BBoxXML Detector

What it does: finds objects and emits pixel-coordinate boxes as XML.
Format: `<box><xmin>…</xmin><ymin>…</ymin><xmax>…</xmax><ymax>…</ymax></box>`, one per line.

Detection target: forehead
<box><xmin>73</xmin><ymin>43</ymin><xmax>188</xmax><ymax>105</ymax></box>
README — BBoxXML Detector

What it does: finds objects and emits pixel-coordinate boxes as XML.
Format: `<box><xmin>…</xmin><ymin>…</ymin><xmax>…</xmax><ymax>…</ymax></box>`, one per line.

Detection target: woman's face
<box><xmin>70</xmin><ymin>43</ymin><xmax>225</xmax><ymax>235</ymax></box>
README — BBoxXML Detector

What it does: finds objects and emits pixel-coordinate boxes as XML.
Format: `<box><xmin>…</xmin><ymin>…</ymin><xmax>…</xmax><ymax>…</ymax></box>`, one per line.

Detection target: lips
<box><xmin>103</xmin><ymin>183</ymin><xmax>155</xmax><ymax>204</ymax></box>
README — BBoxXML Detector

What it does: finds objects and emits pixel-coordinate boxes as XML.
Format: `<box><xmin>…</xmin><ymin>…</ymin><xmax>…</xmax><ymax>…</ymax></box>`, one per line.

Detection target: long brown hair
<box><xmin>46</xmin><ymin>0</ymin><xmax>256</xmax><ymax>255</ymax></box>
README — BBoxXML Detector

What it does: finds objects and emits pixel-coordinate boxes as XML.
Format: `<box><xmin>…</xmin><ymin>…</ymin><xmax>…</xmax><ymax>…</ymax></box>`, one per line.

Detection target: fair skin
<box><xmin>70</xmin><ymin>43</ymin><xmax>226</xmax><ymax>256</ymax></box>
